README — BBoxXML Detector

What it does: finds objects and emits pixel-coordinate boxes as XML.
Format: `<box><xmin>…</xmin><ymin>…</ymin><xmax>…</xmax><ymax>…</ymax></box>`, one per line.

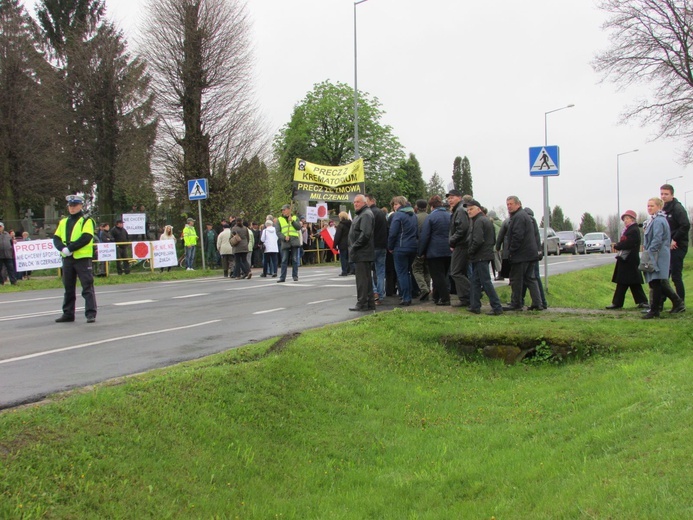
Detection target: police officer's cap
<box><xmin>66</xmin><ymin>194</ymin><xmax>84</xmax><ymax>205</ymax></box>
<box><xmin>281</xmin><ymin>204</ymin><xmax>291</xmax><ymax>210</ymax></box>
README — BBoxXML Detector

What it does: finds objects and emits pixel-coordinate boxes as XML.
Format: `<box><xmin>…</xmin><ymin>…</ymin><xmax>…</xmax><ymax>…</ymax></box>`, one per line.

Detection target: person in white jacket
<box><xmin>260</xmin><ymin>220</ymin><xmax>279</xmax><ymax>277</ymax></box>
<box><xmin>216</xmin><ymin>224</ymin><xmax>235</xmax><ymax>278</ymax></box>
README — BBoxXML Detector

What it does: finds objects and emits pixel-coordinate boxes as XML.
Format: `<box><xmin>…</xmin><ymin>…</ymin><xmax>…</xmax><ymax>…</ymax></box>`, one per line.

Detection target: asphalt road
<box><xmin>0</xmin><ymin>253</ymin><xmax>614</xmax><ymax>409</ymax></box>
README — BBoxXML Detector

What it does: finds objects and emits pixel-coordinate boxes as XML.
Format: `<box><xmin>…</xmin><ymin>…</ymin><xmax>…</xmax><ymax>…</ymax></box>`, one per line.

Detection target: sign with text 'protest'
<box><xmin>14</xmin><ymin>240</ymin><xmax>62</xmax><ymax>271</ymax></box>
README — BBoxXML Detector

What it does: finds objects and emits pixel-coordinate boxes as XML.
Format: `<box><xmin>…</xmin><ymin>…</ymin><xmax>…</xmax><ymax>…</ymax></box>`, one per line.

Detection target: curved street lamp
<box><xmin>541</xmin><ymin>104</ymin><xmax>575</xmax><ymax>294</ymax></box>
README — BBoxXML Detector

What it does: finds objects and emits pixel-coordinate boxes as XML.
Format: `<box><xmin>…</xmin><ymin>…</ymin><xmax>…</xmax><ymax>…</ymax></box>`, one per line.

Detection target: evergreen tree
<box><xmin>426</xmin><ymin>172</ymin><xmax>446</xmax><ymax>199</ymax></box>
<box><xmin>579</xmin><ymin>212</ymin><xmax>598</xmax><ymax>234</ymax></box>
<box><xmin>550</xmin><ymin>205</ymin><xmax>568</xmax><ymax>230</ymax></box>
<box><xmin>0</xmin><ymin>0</ymin><xmax>67</xmax><ymax>221</ymax></box>
<box><xmin>461</xmin><ymin>156</ymin><xmax>473</xmax><ymax>196</ymax></box>
<box><xmin>452</xmin><ymin>156</ymin><xmax>462</xmax><ymax>191</ymax></box>
<box><xmin>394</xmin><ymin>153</ymin><xmax>426</xmax><ymax>202</ymax></box>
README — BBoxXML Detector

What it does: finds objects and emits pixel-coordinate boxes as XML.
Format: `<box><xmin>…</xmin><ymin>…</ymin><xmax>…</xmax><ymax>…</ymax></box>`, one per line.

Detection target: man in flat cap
<box><xmin>276</xmin><ymin>204</ymin><xmax>302</xmax><ymax>282</ymax></box>
<box><xmin>446</xmin><ymin>189</ymin><xmax>471</xmax><ymax>307</ymax></box>
<box><xmin>183</xmin><ymin>217</ymin><xmax>198</xmax><ymax>270</ymax></box>
<box><xmin>53</xmin><ymin>195</ymin><xmax>97</xmax><ymax>323</ymax></box>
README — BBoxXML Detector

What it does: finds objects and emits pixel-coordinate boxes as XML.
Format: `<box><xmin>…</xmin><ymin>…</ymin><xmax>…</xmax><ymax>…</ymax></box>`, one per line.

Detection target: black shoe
<box><xmin>400</xmin><ymin>301</ymin><xmax>411</xmax><ymax>306</ymax></box>
<box><xmin>339</xmin><ymin>273</ymin><xmax>348</xmax><ymax>276</ymax></box>
<box><xmin>293</xmin><ymin>277</ymin><xmax>298</xmax><ymax>281</ymax></box>
<box><xmin>527</xmin><ymin>306</ymin><xmax>544</xmax><ymax>311</ymax></box>
<box><xmin>419</xmin><ymin>291</ymin><xmax>430</xmax><ymax>302</ymax></box>
<box><xmin>86</xmin><ymin>317</ymin><xmax>96</xmax><ymax>323</ymax></box>
<box><xmin>436</xmin><ymin>300</ymin><xmax>451</xmax><ymax>306</ymax></box>
<box><xmin>272</xmin><ymin>274</ymin><xmax>277</xmax><ymax>278</ymax></box>
<box><xmin>277</xmin><ymin>279</ymin><xmax>285</xmax><ymax>283</ymax></box>
<box><xmin>349</xmin><ymin>306</ymin><xmax>370</xmax><ymax>312</ymax></box>
<box><xmin>468</xmin><ymin>308</ymin><xmax>481</xmax><ymax>314</ymax></box>
<box><xmin>670</xmin><ymin>302</ymin><xmax>686</xmax><ymax>314</ymax></box>
<box><xmin>636</xmin><ymin>302</ymin><xmax>650</xmax><ymax>309</ymax></box>
<box><xmin>487</xmin><ymin>309</ymin><xmax>503</xmax><ymax>316</ymax></box>
<box><xmin>260</xmin><ymin>274</ymin><xmax>266</xmax><ymax>277</ymax></box>
<box><xmin>642</xmin><ymin>311</ymin><xmax>660</xmax><ymax>319</ymax></box>
<box><xmin>605</xmin><ymin>305</ymin><xmax>622</xmax><ymax>310</ymax></box>
<box><xmin>502</xmin><ymin>305</ymin><xmax>523</xmax><ymax>311</ymax></box>
<box><xmin>55</xmin><ymin>315</ymin><xmax>75</xmax><ymax>323</ymax></box>
<box><xmin>246</xmin><ymin>272</ymin><xmax>252</xmax><ymax>279</ymax></box>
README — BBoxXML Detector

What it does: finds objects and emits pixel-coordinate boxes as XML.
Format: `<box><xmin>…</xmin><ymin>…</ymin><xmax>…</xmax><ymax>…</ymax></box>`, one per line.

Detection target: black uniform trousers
<box><xmin>61</xmin><ymin>256</ymin><xmax>97</xmax><ymax>319</ymax></box>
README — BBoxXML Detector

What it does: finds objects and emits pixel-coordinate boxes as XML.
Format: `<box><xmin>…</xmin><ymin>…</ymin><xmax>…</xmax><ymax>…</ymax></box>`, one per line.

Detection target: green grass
<box><xmin>1</xmin><ymin>262</ymin><xmax>692</xmax><ymax>518</ymax></box>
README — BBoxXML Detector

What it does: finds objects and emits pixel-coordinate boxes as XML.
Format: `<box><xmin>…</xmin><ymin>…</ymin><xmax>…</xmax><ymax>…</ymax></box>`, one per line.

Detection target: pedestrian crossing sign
<box><xmin>188</xmin><ymin>178</ymin><xmax>208</xmax><ymax>200</ymax></box>
<box><xmin>529</xmin><ymin>146</ymin><xmax>560</xmax><ymax>177</ymax></box>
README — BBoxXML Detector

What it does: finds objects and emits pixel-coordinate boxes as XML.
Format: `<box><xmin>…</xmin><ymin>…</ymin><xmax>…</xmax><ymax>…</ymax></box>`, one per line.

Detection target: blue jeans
<box><xmin>470</xmin><ymin>260</ymin><xmax>502</xmax><ymax>311</ymax></box>
<box><xmin>372</xmin><ymin>248</ymin><xmax>386</xmax><ymax>297</ymax></box>
<box><xmin>393</xmin><ymin>250</ymin><xmax>416</xmax><ymax>302</ymax></box>
<box><xmin>185</xmin><ymin>246</ymin><xmax>196</xmax><ymax>269</ymax></box>
<box><xmin>263</xmin><ymin>252</ymin><xmax>278</xmax><ymax>275</ymax></box>
<box><xmin>280</xmin><ymin>246</ymin><xmax>300</xmax><ymax>280</ymax></box>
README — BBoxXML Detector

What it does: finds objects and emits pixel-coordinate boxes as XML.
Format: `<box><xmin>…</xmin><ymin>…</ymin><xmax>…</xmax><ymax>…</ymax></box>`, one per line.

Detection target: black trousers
<box><xmin>649</xmin><ymin>278</ymin><xmax>681</xmax><ymax>314</ymax></box>
<box><xmin>61</xmin><ymin>256</ymin><xmax>97</xmax><ymax>319</ymax></box>
<box><xmin>611</xmin><ymin>283</ymin><xmax>648</xmax><ymax>307</ymax></box>
<box><xmin>354</xmin><ymin>261</ymin><xmax>375</xmax><ymax>309</ymax></box>
<box><xmin>510</xmin><ymin>261</ymin><xmax>541</xmax><ymax>308</ymax></box>
<box><xmin>449</xmin><ymin>246</ymin><xmax>470</xmax><ymax>302</ymax></box>
<box><xmin>427</xmin><ymin>257</ymin><xmax>451</xmax><ymax>303</ymax></box>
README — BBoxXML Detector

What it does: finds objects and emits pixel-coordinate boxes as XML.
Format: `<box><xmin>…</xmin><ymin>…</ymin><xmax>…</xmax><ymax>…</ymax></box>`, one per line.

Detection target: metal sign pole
<box><xmin>198</xmin><ymin>199</ymin><xmax>205</xmax><ymax>270</ymax></box>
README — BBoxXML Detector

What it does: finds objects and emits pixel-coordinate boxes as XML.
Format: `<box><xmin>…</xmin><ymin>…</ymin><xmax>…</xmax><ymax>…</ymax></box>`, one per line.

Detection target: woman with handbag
<box><xmin>605</xmin><ymin>210</ymin><xmax>648</xmax><ymax>310</ymax></box>
<box><xmin>641</xmin><ymin>198</ymin><xmax>685</xmax><ymax>319</ymax></box>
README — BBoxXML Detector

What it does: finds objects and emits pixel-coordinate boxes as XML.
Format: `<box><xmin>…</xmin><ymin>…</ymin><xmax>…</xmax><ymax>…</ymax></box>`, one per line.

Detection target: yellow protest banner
<box><xmin>292</xmin><ymin>158</ymin><xmax>365</xmax><ymax>202</ymax></box>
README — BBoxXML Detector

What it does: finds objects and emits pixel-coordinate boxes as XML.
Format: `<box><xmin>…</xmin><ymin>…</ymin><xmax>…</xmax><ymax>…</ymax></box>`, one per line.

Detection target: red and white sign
<box><xmin>132</xmin><ymin>241</ymin><xmax>151</xmax><ymax>260</ymax></box>
<box><xmin>316</xmin><ymin>202</ymin><xmax>328</xmax><ymax>219</ymax></box>
<box><xmin>13</xmin><ymin>240</ymin><xmax>62</xmax><ymax>271</ymax></box>
<box><xmin>152</xmin><ymin>240</ymin><xmax>178</xmax><ymax>268</ymax></box>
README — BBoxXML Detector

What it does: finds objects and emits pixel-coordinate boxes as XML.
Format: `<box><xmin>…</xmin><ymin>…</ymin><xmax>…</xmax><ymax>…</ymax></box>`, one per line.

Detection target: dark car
<box><xmin>539</xmin><ymin>227</ymin><xmax>561</xmax><ymax>256</ymax></box>
<box><xmin>556</xmin><ymin>230</ymin><xmax>586</xmax><ymax>255</ymax></box>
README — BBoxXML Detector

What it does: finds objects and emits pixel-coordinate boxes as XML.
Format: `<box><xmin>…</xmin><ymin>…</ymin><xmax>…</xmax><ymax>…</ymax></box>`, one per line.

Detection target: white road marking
<box><xmin>0</xmin><ymin>296</ymin><xmax>62</xmax><ymax>305</ymax></box>
<box><xmin>0</xmin><ymin>320</ymin><xmax>222</xmax><ymax>365</ymax></box>
<box><xmin>253</xmin><ymin>308</ymin><xmax>285</xmax><ymax>314</ymax></box>
<box><xmin>172</xmin><ymin>293</ymin><xmax>209</xmax><ymax>299</ymax></box>
<box><xmin>0</xmin><ymin>308</ymin><xmax>84</xmax><ymax>322</ymax></box>
<box><xmin>321</xmin><ymin>284</ymin><xmax>354</xmax><ymax>288</ymax></box>
<box><xmin>113</xmin><ymin>300</ymin><xmax>157</xmax><ymax>306</ymax></box>
<box><xmin>307</xmin><ymin>299</ymin><xmax>335</xmax><ymax>305</ymax></box>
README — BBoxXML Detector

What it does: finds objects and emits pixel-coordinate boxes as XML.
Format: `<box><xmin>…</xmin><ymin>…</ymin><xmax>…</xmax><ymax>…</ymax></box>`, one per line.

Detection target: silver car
<box><xmin>583</xmin><ymin>232</ymin><xmax>612</xmax><ymax>253</ymax></box>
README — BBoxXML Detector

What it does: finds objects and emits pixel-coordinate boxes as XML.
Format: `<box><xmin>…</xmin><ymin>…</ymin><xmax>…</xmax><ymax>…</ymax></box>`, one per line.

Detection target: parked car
<box><xmin>538</xmin><ymin>227</ymin><xmax>561</xmax><ymax>256</ymax></box>
<box><xmin>556</xmin><ymin>230</ymin><xmax>586</xmax><ymax>254</ymax></box>
<box><xmin>583</xmin><ymin>232</ymin><xmax>612</xmax><ymax>253</ymax></box>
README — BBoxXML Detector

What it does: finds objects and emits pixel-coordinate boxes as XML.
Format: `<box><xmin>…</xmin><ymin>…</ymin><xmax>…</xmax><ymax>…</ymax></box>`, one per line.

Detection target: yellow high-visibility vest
<box><xmin>55</xmin><ymin>216</ymin><xmax>95</xmax><ymax>259</ymax></box>
<box><xmin>278</xmin><ymin>215</ymin><xmax>300</xmax><ymax>238</ymax></box>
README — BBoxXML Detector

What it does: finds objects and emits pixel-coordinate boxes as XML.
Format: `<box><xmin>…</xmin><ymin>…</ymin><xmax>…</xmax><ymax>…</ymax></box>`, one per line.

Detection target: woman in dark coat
<box><xmin>606</xmin><ymin>210</ymin><xmax>648</xmax><ymax>309</ymax></box>
<box><xmin>333</xmin><ymin>212</ymin><xmax>353</xmax><ymax>276</ymax></box>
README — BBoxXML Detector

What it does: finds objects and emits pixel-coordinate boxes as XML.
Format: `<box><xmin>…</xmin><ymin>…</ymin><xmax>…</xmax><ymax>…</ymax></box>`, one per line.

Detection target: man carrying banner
<box><xmin>277</xmin><ymin>204</ymin><xmax>302</xmax><ymax>282</ymax></box>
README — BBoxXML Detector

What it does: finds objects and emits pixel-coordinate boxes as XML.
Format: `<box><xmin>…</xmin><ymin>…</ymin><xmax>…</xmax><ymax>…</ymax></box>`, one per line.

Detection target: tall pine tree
<box><xmin>461</xmin><ymin>156</ymin><xmax>473</xmax><ymax>196</ymax></box>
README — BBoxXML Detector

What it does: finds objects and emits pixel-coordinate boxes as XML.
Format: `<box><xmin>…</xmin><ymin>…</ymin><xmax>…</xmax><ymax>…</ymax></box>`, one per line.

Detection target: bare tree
<box><xmin>140</xmin><ymin>0</ymin><xmax>266</xmax><ymax>214</ymax></box>
<box><xmin>594</xmin><ymin>0</ymin><xmax>693</xmax><ymax>162</ymax></box>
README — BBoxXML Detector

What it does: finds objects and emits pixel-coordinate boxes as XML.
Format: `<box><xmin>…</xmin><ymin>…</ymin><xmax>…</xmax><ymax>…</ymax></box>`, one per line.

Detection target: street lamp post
<box><xmin>665</xmin><ymin>175</ymin><xmax>683</xmax><ymax>184</ymax></box>
<box><xmin>616</xmin><ymin>149</ymin><xmax>639</xmax><ymax>231</ymax></box>
<box><xmin>542</xmin><ymin>104</ymin><xmax>574</xmax><ymax>294</ymax></box>
<box><xmin>685</xmin><ymin>189</ymin><xmax>693</xmax><ymax>209</ymax></box>
<box><xmin>353</xmin><ymin>0</ymin><xmax>369</xmax><ymax>160</ymax></box>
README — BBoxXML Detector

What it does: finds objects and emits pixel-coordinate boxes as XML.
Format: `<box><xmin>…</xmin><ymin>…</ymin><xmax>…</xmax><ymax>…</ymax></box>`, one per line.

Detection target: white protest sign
<box><xmin>152</xmin><ymin>240</ymin><xmax>178</xmax><ymax>268</ymax></box>
<box><xmin>97</xmin><ymin>243</ymin><xmax>117</xmax><ymax>262</ymax></box>
<box><xmin>122</xmin><ymin>213</ymin><xmax>146</xmax><ymax>235</ymax></box>
<box><xmin>305</xmin><ymin>206</ymin><xmax>318</xmax><ymax>223</ymax></box>
<box><xmin>13</xmin><ymin>239</ymin><xmax>62</xmax><ymax>271</ymax></box>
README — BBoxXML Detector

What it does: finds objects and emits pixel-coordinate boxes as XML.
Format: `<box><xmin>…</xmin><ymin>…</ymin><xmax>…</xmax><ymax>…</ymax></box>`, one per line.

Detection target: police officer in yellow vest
<box><xmin>53</xmin><ymin>195</ymin><xmax>98</xmax><ymax>323</ymax></box>
<box><xmin>276</xmin><ymin>204</ymin><xmax>302</xmax><ymax>282</ymax></box>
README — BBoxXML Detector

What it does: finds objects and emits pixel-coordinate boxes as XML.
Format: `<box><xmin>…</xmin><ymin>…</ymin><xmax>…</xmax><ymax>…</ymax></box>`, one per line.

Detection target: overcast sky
<box><xmin>24</xmin><ymin>0</ymin><xmax>693</xmax><ymax>224</ymax></box>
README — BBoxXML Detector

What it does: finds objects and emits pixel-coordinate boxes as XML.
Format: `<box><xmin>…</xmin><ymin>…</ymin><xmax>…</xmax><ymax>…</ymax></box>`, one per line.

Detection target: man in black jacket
<box><xmin>660</xmin><ymin>184</ymin><xmax>689</xmax><ymax>304</ymax></box>
<box><xmin>467</xmin><ymin>200</ymin><xmax>503</xmax><ymax>315</ymax></box>
<box><xmin>110</xmin><ymin>219</ymin><xmax>130</xmax><ymax>275</ymax></box>
<box><xmin>348</xmin><ymin>194</ymin><xmax>375</xmax><ymax>311</ymax></box>
<box><xmin>447</xmin><ymin>189</ymin><xmax>471</xmax><ymax>306</ymax></box>
<box><xmin>503</xmin><ymin>196</ymin><xmax>543</xmax><ymax>311</ymax></box>
<box><xmin>366</xmin><ymin>194</ymin><xmax>388</xmax><ymax>302</ymax></box>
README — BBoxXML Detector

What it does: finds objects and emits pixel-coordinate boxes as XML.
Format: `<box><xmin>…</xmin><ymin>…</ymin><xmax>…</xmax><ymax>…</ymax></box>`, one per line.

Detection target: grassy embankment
<box><xmin>1</xmin><ymin>261</ymin><xmax>691</xmax><ymax>518</ymax></box>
